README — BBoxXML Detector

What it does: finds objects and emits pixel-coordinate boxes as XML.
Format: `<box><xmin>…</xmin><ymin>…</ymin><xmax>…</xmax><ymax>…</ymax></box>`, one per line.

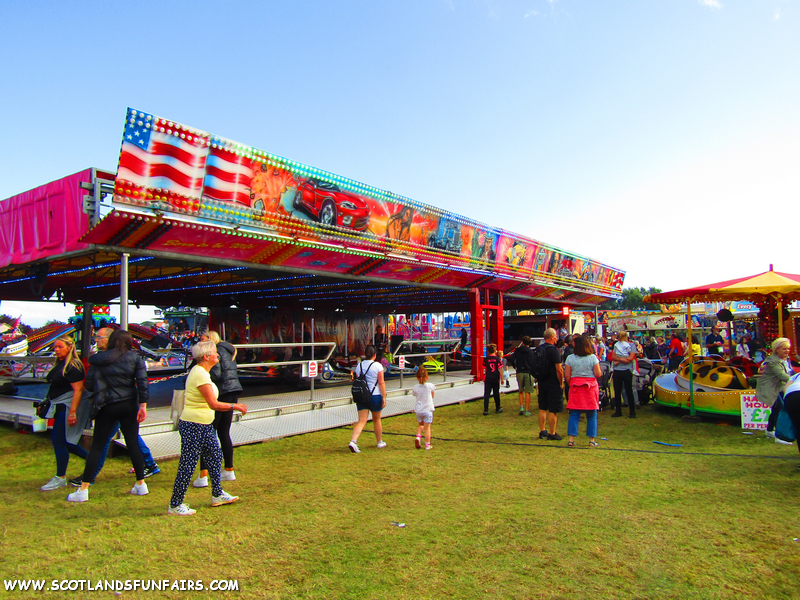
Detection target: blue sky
<box><xmin>1</xmin><ymin>0</ymin><xmax>798</xmax><ymax>325</ymax></box>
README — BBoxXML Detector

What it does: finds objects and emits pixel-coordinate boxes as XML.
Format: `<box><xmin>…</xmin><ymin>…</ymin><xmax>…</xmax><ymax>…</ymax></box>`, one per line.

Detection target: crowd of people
<box><xmin>37</xmin><ymin>323</ymin><xmax>800</xmax><ymax>505</ymax></box>
<box><xmin>39</xmin><ymin>329</ymin><xmax>246</xmax><ymax>516</ymax></box>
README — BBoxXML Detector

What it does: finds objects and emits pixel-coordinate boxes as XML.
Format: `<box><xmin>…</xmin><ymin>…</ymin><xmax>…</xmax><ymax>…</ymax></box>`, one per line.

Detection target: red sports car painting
<box><xmin>293</xmin><ymin>178</ymin><xmax>370</xmax><ymax>231</ymax></box>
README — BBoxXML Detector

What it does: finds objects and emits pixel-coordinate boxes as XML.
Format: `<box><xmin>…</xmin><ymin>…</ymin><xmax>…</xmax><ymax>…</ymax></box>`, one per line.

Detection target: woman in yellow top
<box><xmin>168</xmin><ymin>340</ymin><xmax>248</xmax><ymax>516</ymax></box>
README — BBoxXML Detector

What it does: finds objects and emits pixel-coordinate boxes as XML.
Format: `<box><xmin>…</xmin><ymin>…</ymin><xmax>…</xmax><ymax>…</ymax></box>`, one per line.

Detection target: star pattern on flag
<box><xmin>124</xmin><ymin>109</ymin><xmax>152</xmax><ymax>150</ymax></box>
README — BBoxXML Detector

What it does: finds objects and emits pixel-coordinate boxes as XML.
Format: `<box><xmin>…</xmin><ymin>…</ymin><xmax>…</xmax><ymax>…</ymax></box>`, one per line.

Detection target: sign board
<box><xmin>740</xmin><ymin>393</ymin><xmax>771</xmax><ymax>430</ymax></box>
<box><xmin>609</xmin><ymin>313</ymin><xmax>687</xmax><ymax>332</ymax></box>
<box><xmin>111</xmin><ymin>108</ymin><xmax>626</xmax><ymax>298</ymax></box>
<box><xmin>308</xmin><ymin>361</ymin><xmax>318</xmax><ymax>378</ymax></box>
<box><xmin>398</xmin><ymin>355</ymin><xmax>405</xmax><ymax>369</ymax></box>
<box><xmin>562</xmin><ymin>307</ymin><xmax>570</xmax><ymax>316</ymax></box>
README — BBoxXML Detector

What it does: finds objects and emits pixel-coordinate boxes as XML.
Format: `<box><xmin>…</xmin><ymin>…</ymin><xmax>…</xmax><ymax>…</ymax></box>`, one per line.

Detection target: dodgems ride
<box><xmin>293</xmin><ymin>178</ymin><xmax>370</xmax><ymax>231</ymax></box>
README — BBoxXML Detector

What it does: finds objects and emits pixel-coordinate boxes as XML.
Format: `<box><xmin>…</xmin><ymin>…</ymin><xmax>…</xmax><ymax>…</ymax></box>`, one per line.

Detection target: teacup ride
<box><xmin>653</xmin><ymin>355</ymin><xmax>755</xmax><ymax>416</ymax></box>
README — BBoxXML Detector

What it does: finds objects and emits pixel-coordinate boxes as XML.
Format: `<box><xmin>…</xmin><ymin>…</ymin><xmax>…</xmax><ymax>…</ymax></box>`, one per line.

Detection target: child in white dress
<box><xmin>411</xmin><ymin>366</ymin><xmax>436</xmax><ymax>450</ymax></box>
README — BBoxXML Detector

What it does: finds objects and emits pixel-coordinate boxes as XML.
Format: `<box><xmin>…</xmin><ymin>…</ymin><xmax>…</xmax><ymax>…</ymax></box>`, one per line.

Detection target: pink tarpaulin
<box><xmin>0</xmin><ymin>169</ymin><xmax>94</xmax><ymax>269</ymax></box>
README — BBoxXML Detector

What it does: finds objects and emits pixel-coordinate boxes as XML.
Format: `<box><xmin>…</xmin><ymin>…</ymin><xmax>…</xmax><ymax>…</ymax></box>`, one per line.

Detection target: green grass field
<box><xmin>4</xmin><ymin>395</ymin><xmax>800</xmax><ymax>599</ymax></box>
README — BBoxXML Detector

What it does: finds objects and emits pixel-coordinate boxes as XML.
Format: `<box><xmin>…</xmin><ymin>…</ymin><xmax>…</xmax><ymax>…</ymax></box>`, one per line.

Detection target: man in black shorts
<box><xmin>537</xmin><ymin>328</ymin><xmax>565</xmax><ymax>441</ymax></box>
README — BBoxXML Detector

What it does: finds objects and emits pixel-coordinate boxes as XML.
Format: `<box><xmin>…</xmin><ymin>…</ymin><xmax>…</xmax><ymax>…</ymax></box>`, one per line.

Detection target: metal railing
<box><xmin>391</xmin><ymin>338</ymin><xmax>463</xmax><ymax>387</ymax></box>
<box><xmin>0</xmin><ymin>356</ymin><xmax>57</xmax><ymax>381</ymax></box>
<box><xmin>233</xmin><ymin>342</ymin><xmax>338</xmax><ymax>404</ymax></box>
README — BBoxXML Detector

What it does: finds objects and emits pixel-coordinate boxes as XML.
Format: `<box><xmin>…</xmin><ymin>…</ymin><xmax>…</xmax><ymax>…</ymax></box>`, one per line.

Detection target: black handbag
<box><xmin>34</xmin><ymin>398</ymin><xmax>51</xmax><ymax>419</ymax></box>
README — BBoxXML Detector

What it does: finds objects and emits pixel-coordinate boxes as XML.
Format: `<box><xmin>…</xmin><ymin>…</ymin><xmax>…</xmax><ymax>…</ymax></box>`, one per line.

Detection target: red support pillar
<box><xmin>494</xmin><ymin>291</ymin><xmax>504</xmax><ymax>354</ymax></box>
<box><xmin>469</xmin><ymin>288</ymin><xmax>484</xmax><ymax>381</ymax></box>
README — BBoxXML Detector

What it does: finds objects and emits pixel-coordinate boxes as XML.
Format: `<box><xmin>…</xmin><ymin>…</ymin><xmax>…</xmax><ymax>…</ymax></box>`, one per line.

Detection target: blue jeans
<box><xmin>52</xmin><ymin>404</ymin><xmax>89</xmax><ymax>477</ymax></box>
<box><xmin>567</xmin><ymin>409</ymin><xmax>598</xmax><ymax>438</ymax></box>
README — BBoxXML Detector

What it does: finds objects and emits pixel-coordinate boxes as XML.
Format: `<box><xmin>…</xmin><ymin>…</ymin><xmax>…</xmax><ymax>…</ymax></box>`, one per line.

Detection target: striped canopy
<box><xmin>643</xmin><ymin>268</ymin><xmax>800</xmax><ymax>304</ymax></box>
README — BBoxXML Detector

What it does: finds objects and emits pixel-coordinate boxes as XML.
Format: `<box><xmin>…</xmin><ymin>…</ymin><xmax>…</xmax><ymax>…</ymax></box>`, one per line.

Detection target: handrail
<box><xmin>232</xmin><ymin>342</ymin><xmax>337</xmax><ymax>369</ymax></box>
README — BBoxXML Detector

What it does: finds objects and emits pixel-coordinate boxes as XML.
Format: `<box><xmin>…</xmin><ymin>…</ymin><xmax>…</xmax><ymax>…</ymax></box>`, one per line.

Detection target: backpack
<box><xmin>530</xmin><ymin>345</ymin><xmax>550</xmax><ymax>381</ymax></box>
<box><xmin>352</xmin><ymin>361</ymin><xmax>377</xmax><ymax>404</ymax></box>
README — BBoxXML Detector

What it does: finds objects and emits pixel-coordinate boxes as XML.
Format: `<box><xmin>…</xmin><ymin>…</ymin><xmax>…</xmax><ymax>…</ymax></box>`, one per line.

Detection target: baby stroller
<box><xmin>597</xmin><ymin>360</ymin><xmax>613</xmax><ymax>410</ymax></box>
<box><xmin>634</xmin><ymin>358</ymin><xmax>661</xmax><ymax>405</ymax></box>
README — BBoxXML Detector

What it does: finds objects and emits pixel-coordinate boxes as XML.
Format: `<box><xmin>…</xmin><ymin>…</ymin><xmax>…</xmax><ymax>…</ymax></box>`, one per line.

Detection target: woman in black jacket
<box><xmin>67</xmin><ymin>329</ymin><xmax>149</xmax><ymax>502</ymax></box>
<box><xmin>193</xmin><ymin>330</ymin><xmax>244</xmax><ymax>487</ymax></box>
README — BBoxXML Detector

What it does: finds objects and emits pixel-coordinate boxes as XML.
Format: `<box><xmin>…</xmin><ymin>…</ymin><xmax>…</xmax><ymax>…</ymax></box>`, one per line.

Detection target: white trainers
<box><xmin>67</xmin><ymin>488</ymin><xmax>89</xmax><ymax>502</ymax></box>
<box><xmin>377</xmin><ymin>441</ymin><xmax>387</xmax><ymax>449</ymax></box>
<box><xmin>348</xmin><ymin>441</ymin><xmax>361</xmax><ymax>453</ymax></box>
<box><xmin>192</xmin><ymin>475</ymin><xmax>209</xmax><ymax>488</ymax></box>
<box><xmin>168</xmin><ymin>503</ymin><xmax>196</xmax><ymax>516</ymax></box>
<box><xmin>130</xmin><ymin>481</ymin><xmax>149</xmax><ymax>496</ymax></box>
<box><xmin>41</xmin><ymin>476</ymin><xmax>67</xmax><ymax>491</ymax></box>
<box><xmin>211</xmin><ymin>491</ymin><xmax>239</xmax><ymax>507</ymax></box>
<box><xmin>775</xmin><ymin>438</ymin><xmax>793</xmax><ymax>446</ymax></box>
<box><xmin>221</xmin><ymin>470</ymin><xmax>236</xmax><ymax>481</ymax></box>
<box><xmin>765</xmin><ymin>430</ymin><xmax>776</xmax><ymax>439</ymax></box>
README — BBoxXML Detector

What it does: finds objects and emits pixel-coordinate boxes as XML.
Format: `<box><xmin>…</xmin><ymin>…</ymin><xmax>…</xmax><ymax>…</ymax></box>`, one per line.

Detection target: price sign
<box><xmin>740</xmin><ymin>393</ymin><xmax>770</xmax><ymax>430</ymax></box>
<box><xmin>398</xmin><ymin>355</ymin><xmax>406</xmax><ymax>369</ymax></box>
<box><xmin>308</xmin><ymin>361</ymin><xmax>318</xmax><ymax>378</ymax></box>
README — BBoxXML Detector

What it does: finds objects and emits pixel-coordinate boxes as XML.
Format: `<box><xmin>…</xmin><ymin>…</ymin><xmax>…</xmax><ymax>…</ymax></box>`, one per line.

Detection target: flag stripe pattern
<box><xmin>202</xmin><ymin>147</ymin><xmax>253</xmax><ymax>204</ymax></box>
<box><xmin>116</xmin><ymin>109</ymin><xmax>211</xmax><ymax>208</ymax></box>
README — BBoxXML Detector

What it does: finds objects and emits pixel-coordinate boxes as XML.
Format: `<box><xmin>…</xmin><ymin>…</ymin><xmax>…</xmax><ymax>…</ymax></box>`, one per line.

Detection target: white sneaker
<box><xmin>775</xmin><ymin>438</ymin><xmax>793</xmax><ymax>445</ymax></box>
<box><xmin>192</xmin><ymin>475</ymin><xmax>209</xmax><ymax>488</ymax></box>
<box><xmin>765</xmin><ymin>430</ymin><xmax>776</xmax><ymax>439</ymax></box>
<box><xmin>221</xmin><ymin>470</ymin><xmax>236</xmax><ymax>481</ymax></box>
<box><xmin>377</xmin><ymin>441</ymin><xmax>387</xmax><ymax>449</ymax></box>
<box><xmin>67</xmin><ymin>488</ymin><xmax>89</xmax><ymax>503</ymax></box>
<box><xmin>348</xmin><ymin>441</ymin><xmax>361</xmax><ymax>453</ymax></box>
<box><xmin>168</xmin><ymin>503</ymin><xmax>196</xmax><ymax>516</ymax></box>
<box><xmin>41</xmin><ymin>476</ymin><xmax>67</xmax><ymax>491</ymax></box>
<box><xmin>211</xmin><ymin>491</ymin><xmax>239</xmax><ymax>507</ymax></box>
<box><xmin>130</xmin><ymin>481</ymin><xmax>149</xmax><ymax>496</ymax></box>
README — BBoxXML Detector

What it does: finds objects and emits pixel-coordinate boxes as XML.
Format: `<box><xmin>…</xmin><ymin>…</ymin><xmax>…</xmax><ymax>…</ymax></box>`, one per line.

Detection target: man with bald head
<box><xmin>69</xmin><ymin>328</ymin><xmax>160</xmax><ymax>487</ymax></box>
<box><xmin>536</xmin><ymin>328</ymin><xmax>565</xmax><ymax>441</ymax></box>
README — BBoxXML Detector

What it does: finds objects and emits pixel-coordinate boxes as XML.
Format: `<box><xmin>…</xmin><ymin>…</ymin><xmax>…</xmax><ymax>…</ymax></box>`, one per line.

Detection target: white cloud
<box><xmin>524</xmin><ymin>9</ymin><xmax>539</xmax><ymax>18</ymax></box>
<box><xmin>699</xmin><ymin>0</ymin><xmax>722</xmax><ymax>9</ymax></box>
<box><xmin>774</xmin><ymin>9</ymin><xmax>781</xmax><ymax>19</ymax></box>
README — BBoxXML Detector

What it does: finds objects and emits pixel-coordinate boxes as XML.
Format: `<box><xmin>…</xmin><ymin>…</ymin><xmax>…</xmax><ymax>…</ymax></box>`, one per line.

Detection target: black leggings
<box><xmin>82</xmin><ymin>400</ymin><xmax>145</xmax><ymax>483</ymax></box>
<box><xmin>613</xmin><ymin>370</ymin><xmax>635</xmax><ymax>416</ymax></box>
<box><xmin>484</xmin><ymin>379</ymin><xmax>500</xmax><ymax>412</ymax></box>
<box><xmin>200</xmin><ymin>391</ymin><xmax>240</xmax><ymax>471</ymax></box>
<box><xmin>783</xmin><ymin>391</ymin><xmax>800</xmax><ymax>457</ymax></box>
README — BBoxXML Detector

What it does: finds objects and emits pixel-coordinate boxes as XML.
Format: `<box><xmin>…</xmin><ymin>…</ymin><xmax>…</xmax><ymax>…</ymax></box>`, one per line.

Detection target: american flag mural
<box><xmin>202</xmin><ymin>144</ymin><xmax>253</xmax><ymax>205</ymax></box>
<box><xmin>116</xmin><ymin>109</ymin><xmax>210</xmax><ymax>208</ymax></box>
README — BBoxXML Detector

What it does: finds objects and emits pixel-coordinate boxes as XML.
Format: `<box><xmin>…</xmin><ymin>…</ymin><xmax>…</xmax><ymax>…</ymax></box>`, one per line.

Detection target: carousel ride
<box><xmin>645</xmin><ymin>266</ymin><xmax>800</xmax><ymax>417</ymax></box>
<box><xmin>653</xmin><ymin>355</ymin><xmax>755</xmax><ymax>416</ymax></box>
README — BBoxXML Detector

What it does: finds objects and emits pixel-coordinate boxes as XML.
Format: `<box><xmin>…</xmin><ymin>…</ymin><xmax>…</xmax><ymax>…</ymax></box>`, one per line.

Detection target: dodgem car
<box><xmin>293</xmin><ymin>178</ymin><xmax>370</xmax><ymax>231</ymax></box>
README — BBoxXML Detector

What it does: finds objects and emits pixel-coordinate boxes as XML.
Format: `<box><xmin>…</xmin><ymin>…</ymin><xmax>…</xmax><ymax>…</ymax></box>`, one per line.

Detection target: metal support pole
<box><xmin>80</xmin><ymin>302</ymin><xmax>93</xmax><ymax>363</ymax></box>
<box><xmin>687</xmin><ymin>299</ymin><xmax>695</xmax><ymax>417</ymax></box>
<box><xmin>310</xmin><ymin>316</ymin><xmax>315</xmax><ymax>403</ymax></box>
<box><xmin>120</xmin><ymin>253</ymin><xmax>129</xmax><ymax>329</ymax></box>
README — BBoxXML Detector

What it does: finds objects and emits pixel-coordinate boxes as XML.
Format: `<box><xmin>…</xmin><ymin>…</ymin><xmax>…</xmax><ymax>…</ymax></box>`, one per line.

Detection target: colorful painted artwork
<box><xmin>114</xmin><ymin>108</ymin><xmax>625</xmax><ymax>295</ymax></box>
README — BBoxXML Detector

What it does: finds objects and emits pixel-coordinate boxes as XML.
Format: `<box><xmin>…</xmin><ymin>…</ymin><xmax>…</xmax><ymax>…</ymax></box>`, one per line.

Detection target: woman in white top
<box><xmin>735</xmin><ymin>337</ymin><xmax>750</xmax><ymax>358</ymax></box>
<box><xmin>349</xmin><ymin>345</ymin><xmax>387</xmax><ymax>453</ymax></box>
<box><xmin>167</xmin><ymin>340</ymin><xmax>247</xmax><ymax>516</ymax></box>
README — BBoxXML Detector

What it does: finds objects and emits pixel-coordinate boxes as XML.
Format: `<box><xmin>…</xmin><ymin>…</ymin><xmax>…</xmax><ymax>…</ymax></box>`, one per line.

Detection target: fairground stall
<box><xmin>1</xmin><ymin>108</ymin><xmax>625</xmax><ymax>382</ymax></box>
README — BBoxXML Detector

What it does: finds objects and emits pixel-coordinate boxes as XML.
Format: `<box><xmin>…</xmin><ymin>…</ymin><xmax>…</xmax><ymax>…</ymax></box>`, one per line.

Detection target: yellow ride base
<box><xmin>653</xmin><ymin>373</ymin><xmax>752</xmax><ymax>417</ymax></box>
